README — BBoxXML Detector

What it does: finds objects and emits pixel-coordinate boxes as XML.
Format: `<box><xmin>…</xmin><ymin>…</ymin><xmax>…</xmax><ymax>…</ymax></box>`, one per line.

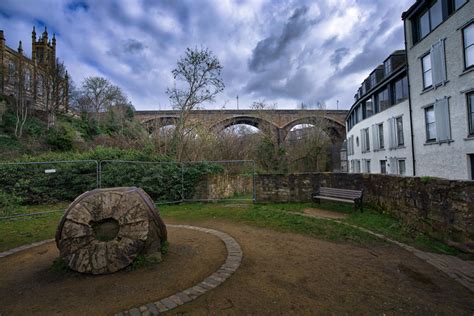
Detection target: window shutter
<box><xmin>371</xmin><ymin>125</ymin><xmax>378</xmax><ymax>150</ymax></box>
<box><xmin>361</xmin><ymin>130</ymin><xmax>366</xmax><ymax>152</ymax></box>
<box><xmin>434</xmin><ymin>97</ymin><xmax>451</xmax><ymax>141</ymax></box>
<box><xmin>430</xmin><ymin>40</ymin><xmax>446</xmax><ymax>86</ymax></box>
<box><xmin>388</xmin><ymin>118</ymin><xmax>396</xmax><ymax>149</ymax></box>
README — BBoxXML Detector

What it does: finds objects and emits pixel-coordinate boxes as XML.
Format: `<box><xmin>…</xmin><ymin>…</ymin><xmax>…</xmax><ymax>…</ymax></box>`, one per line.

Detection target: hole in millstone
<box><xmin>90</xmin><ymin>218</ymin><xmax>120</xmax><ymax>242</ymax></box>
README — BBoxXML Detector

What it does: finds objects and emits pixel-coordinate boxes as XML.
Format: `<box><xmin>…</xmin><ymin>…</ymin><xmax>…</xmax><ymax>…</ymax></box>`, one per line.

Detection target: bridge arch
<box><xmin>281</xmin><ymin>116</ymin><xmax>345</xmax><ymax>143</ymax></box>
<box><xmin>142</xmin><ymin>116</ymin><xmax>179</xmax><ymax>133</ymax></box>
<box><xmin>211</xmin><ymin>115</ymin><xmax>279</xmax><ymax>136</ymax></box>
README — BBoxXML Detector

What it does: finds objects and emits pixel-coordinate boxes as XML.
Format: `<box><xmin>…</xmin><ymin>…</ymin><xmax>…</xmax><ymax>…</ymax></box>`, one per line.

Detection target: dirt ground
<box><xmin>0</xmin><ymin>226</ymin><xmax>226</xmax><ymax>315</ymax></box>
<box><xmin>1</xmin><ymin>220</ymin><xmax>474</xmax><ymax>315</ymax></box>
<box><xmin>302</xmin><ymin>208</ymin><xmax>349</xmax><ymax>219</ymax></box>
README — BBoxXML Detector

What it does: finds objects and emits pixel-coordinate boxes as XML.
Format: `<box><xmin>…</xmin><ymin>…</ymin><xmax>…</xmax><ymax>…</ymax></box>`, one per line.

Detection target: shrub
<box><xmin>0</xmin><ymin>190</ymin><xmax>23</xmax><ymax>216</ymax></box>
<box><xmin>0</xmin><ymin>146</ymin><xmax>224</xmax><ymax>204</ymax></box>
<box><xmin>46</xmin><ymin>122</ymin><xmax>76</xmax><ymax>151</ymax></box>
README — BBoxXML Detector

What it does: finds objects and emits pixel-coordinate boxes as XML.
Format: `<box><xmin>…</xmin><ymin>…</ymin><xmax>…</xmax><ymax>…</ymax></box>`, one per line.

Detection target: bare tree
<box><xmin>77</xmin><ymin>76</ymin><xmax>128</xmax><ymax>131</ymax></box>
<box><xmin>10</xmin><ymin>57</ymin><xmax>31</xmax><ymax>138</ymax></box>
<box><xmin>44</xmin><ymin>59</ymin><xmax>68</xmax><ymax>129</ymax></box>
<box><xmin>166</xmin><ymin>47</ymin><xmax>224</xmax><ymax>160</ymax></box>
<box><xmin>79</xmin><ymin>77</ymin><xmax>122</xmax><ymax>114</ymax></box>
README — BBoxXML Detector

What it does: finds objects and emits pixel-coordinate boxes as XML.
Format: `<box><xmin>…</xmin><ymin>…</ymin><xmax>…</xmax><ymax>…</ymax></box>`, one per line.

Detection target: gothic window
<box><xmin>24</xmin><ymin>69</ymin><xmax>31</xmax><ymax>91</ymax></box>
<box><xmin>8</xmin><ymin>61</ymin><xmax>15</xmax><ymax>83</ymax></box>
<box><xmin>37</xmin><ymin>75</ymin><xmax>44</xmax><ymax>96</ymax></box>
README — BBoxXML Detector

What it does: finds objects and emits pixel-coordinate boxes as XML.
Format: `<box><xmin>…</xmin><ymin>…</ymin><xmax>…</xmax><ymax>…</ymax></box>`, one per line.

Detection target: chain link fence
<box><xmin>0</xmin><ymin>159</ymin><xmax>255</xmax><ymax>219</ymax></box>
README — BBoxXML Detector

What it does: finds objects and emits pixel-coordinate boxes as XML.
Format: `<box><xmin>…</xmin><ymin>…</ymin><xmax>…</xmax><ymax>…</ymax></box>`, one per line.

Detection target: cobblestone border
<box><xmin>289</xmin><ymin>211</ymin><xmax>474</xmax><ymax>293</ymax></box>
<box><xmin>117</xmin><ymin>224</ymin><xmax>243</xmax><ymax>316</ymax></box>
<box><xmin>0</xmin><ymin>239</ymin><xmax>54</xmax><ymax>258</ymax></box>
<box><xmin>0</xmin><ymin>225</ymin><xmax>242</xmax><ymax>315</ymax></box>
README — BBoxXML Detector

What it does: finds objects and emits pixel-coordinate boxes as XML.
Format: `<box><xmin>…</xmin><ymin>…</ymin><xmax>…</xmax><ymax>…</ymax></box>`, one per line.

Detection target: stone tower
<box><xmin>32</xmin><ymin>26</ymin><xmax>56</xmax><ymax>67</ymax></box>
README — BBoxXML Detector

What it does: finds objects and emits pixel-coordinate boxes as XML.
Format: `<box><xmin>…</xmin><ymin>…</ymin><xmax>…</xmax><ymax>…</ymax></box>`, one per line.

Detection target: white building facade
<box><xmin>403</xmin><ymin>0</ymin><xmax>474</xmax><ymax>180</ymax></box>
<box><xmin>345</xmin><ymin>0</ymin><xmax>474</xmax><ymax>180</ymax></box>
<box><xmin>346</xmin><ymin>51</ymin><xmax>414</xmax><ymax>176</ymax></box>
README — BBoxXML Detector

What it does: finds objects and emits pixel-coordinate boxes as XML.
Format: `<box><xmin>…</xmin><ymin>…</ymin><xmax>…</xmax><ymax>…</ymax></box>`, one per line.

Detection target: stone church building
<box><xmin>0</xmin><ymin>26</ymin><xmax>69</xmax><ymax>113</ymax></box>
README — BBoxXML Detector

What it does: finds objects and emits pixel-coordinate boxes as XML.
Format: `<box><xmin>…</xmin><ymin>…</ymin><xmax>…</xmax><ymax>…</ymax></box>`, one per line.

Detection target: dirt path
<box><xmin>167</xmin><ymin>220</ymin><xmax>474</xmax><ymax>315</ymax></box>
<box><xmin>1</xmin><ymin>220</ymin><xmax>473</xmax><ymax>315</ymax></box>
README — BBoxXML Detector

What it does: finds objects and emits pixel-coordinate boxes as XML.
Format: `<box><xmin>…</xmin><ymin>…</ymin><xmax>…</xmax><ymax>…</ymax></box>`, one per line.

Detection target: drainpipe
<box><xmin>403</xmin><ymin>18</ymin><xmax>416</xmax><ymax>176</ymax></box>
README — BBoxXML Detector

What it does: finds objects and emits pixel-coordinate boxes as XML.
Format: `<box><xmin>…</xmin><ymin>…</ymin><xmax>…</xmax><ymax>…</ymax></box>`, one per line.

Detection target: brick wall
<box><xmin>256</xmin><ymin>173</ymin><xmax>474</xmax><ymax>250</ymax></box>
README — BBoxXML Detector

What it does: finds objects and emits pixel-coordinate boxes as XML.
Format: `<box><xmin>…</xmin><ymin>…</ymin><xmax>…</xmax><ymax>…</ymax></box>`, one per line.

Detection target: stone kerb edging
<box><xmin>0</xmin><ymin>239</ymin><xmax>54</xmax><ymax>258</ymax></box>
<box><xmin>0</xmin><ymin>225</ymin><xmax>243</xmax><ymax>316</ymax></box>
<box><xmin>117</xmin><ymin>224</ymin><xmax>243</xmax><ymax>316</ymax></box>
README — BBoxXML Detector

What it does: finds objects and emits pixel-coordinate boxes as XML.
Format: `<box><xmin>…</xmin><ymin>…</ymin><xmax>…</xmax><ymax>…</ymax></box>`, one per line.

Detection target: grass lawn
<box><xmin>0</xmin><ymin>201</ymin><xmax>463</xmax><ymax>257</ymax></box>
<box><xmin>0</xmin><ymin>204</ymin><xmax>67</xmax><ymax>251</ymax></box>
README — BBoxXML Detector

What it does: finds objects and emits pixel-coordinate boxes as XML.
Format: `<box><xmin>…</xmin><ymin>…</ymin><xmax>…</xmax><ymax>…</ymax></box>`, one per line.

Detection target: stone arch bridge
<box><xmin>135</xmin><ymin>109</ymin><xmax>348</xmax><ymax>144</ymax></box>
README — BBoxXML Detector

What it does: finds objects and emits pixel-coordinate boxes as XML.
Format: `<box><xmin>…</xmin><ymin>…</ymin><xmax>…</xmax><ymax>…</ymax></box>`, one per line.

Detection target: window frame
<box><xmin>7</xmin><ymin>61</ymin><xmax>15</xmax><ymax>83</ymax></box>
<box><xmin>380</xmin><ymin>160</ymin><xmax>387</xmax><ymax>174</ymax></box>
<box><xmin>462</xmin><ymin>22</ymin><xmax>474</xmax><ymax>70</ymax></box>
<box><xmin>425</xmin><ymin>105</ymin><xmax>437</xmax><ymax>142</ymax></box>
<box><xmin>384</xmin><ymin>59</ymin><xmax>392</xmax><ymax>76</ymax></box>
<box><xmin>365</xmin><ymin>159</ymin><xmax>371</xmax><ymax>174</ymax></box>
<box><xmin>398</xmin><ymin>160</ymin><xmax>406</xmax><ymax>176</ymax></box>
<box><xmin>396</xmin><ymin>116</ymin><xmax>405</xmax><ymax>146</ymax></box>
<box><xmin>421</xmin><ymin>53</ymin><xmax>433</xmax><ymax>89</ymax></box>
<box><xmin>378</xmin><ymin>123</ymin><xmax>385</xmax><ymax>149</ymax></box>
<box><xmin>468</xmin><ymin>92</ymin><xmax>474</xmax><ymax>136</ymax></box>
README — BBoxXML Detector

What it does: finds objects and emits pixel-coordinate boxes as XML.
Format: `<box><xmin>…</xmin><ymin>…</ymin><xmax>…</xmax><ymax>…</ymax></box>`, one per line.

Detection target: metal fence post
<box><xmin>181</xmin><ymin>162</ymin><xmax>185</xmax><ymax>202</ymax></box>
<box><xmin>253</xmin><ymin>160</ymin><xmax>257</xmax><ymax>203</ymax></box>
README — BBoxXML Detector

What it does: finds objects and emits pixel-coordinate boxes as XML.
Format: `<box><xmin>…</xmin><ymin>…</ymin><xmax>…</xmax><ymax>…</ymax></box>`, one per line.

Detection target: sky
<box><xmin>0</xmin><ymin>0</ymin><xmax>413</xmax><ymax>111</ymax></box>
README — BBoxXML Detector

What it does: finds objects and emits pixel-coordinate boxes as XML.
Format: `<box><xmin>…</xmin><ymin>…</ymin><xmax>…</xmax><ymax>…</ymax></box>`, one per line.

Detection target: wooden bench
<box><xmin>312</xmin><ymin>187</ymin><xmax>364</xmax><ymax>212</ymax></box>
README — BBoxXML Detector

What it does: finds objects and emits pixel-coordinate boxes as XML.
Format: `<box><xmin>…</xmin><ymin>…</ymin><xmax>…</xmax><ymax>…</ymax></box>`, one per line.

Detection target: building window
<box><xmin>463</xmin><ymin>23</ymin><xmax>474</xmax><ymax>69</ymax></box>
<box><xmin>380</xmin><ymin>160</ymin><xmax>387</xmax><ymax>174</ymax></box>
<box><xmin>416</xmin><ymin>0</ymin><xmax>443</xmax><ymax>42</ymax></box>
<box><xmin>8</xmin><ymin>61</ymin><xmax>15</xmax><ymax>83</ymax></box>
<box><xmin>424</xmin><ymin>98</ymin><xmax>451</xmax><ymax>142</ymax></box>
<box><xmin>370</xmin><ymin>73</ymin><xmax>376</xmax><ymax>88</ymax></box>
<box><xmin>378</xmin><ymin>123</ymin><xmax>384</xmax><ymax>149</ymax></box>
<box><xmin>361</xmin><ymin>128</ymin><xmax>370</xmax><ymax>152</ymax></box>
<box><xmin>422</xmin><ymin>54</ymin><xmax>432</xmax><ymax>89</ymax></box>
<box><xmin>393</xmin><ymin>76</ymin><xmax>408</xmax><ymax>104</ymax></box>
<box><xmin>37</xmin><ymin>75</ymin><xmax>44</xmax><ymax>96</ymax></box>
<box><xmin>384</xmin><ymin>59</ymin><xmax>392</xmax><ymax>76</ymax></box>
<box><xmin>364</xmin><ymin>159</ymin><xmax>371</xmax><ymax>174</ymax></box>
<box><xmin>469</xmin><ymin>154</ymin><xmax>474</xmax><ymax>180</ymax></box>
<box><xmin>398</xmin><ymin>160</ymin><xmax>406</xmax><ymax>176</ymax></box>
<box><xmin>396</xmin><ymin>117</ymin><xmax>404</xmax><ymax>146</ymax></box>
<box><xmin>24</xmin><ymin>69</ymin><xmax>31</xmax><ymax>91</ymax></box>
<box><xmin>425</xmin><ymin>106</ymin><xmax>436</xmax><ymax>142</ymax></box>
<box><xmin>468</xmin><ymin>92</ymin><xmax>474</xmax><ymax>136</ymax></box>
<box><xmin>356</xmin><ymin>160</ymin><xmax>361</xmax><ymax>173</ymax></box>
<box><xmin>454</xmin><ymin>0</ymin><xmax>467</xmax><ymax>10</ymax></box>
<box><xmin>366</xmin><ymin>99</ymin><xmax>373</xmax><ymax>118</ymax></box>
<box><xmin>376</xmin><ymin>88</ymin><xmax>390</xmax><ymax>111</ymax></box>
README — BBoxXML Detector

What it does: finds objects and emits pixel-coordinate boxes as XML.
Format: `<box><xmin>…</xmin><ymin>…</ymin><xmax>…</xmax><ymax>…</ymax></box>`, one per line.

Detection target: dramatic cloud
<box><xmin>0</xmin><ymin>0</ymin><xmax>413</xmax><ymax>110</ymax></box>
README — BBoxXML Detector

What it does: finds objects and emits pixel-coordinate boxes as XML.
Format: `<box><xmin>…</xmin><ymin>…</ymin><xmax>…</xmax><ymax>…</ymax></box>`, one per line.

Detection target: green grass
<box><xmin>0</xmin><ymin>211</ymin><xmax>63</xmax><ymax>251</ymax></box>
<box><xmin>160</xmin><ymin>202</ymin><xmax>376</xmax><ymax>244</ymax></box>
<box><xmin>0</xmin><ymin>201</ymin><xmax>464</xmax><ymax>258</ymax></box>
<box><xmin>346</xmin><ymin>208</ymin><xmax>461</xmax><ymax>256</ymax></box>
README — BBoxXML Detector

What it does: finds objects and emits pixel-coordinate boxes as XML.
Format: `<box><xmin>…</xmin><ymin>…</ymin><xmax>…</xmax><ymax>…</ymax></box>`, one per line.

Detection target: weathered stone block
<box><xmin>56</xmin><ymin>187</ymin><xmax>167</xmax><ymax>274</ymax></box>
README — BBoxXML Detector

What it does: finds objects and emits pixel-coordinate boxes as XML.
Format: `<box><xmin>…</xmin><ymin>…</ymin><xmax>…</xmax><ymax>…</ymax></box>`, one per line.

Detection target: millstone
<box><xmin>55</xmin><ymin>187</ymin><xmax>167</xmax><ymax>274</ymax></box>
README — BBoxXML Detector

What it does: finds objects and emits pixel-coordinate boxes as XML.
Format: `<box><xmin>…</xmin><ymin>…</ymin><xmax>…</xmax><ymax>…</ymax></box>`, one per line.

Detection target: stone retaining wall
<box><xmin>256</xmin><ymin>173</ymin><xmax>474</xmax><ymax>250</ymax></box>
<box><xmin>193</xmin><ymin>174</ymin><xmax>253</xmax><ymax>200</ymax></box>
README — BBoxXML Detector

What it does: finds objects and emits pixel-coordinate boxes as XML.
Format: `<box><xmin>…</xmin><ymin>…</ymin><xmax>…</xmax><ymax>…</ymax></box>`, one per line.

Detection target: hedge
<box><xmin>0</xmin><ymin>146</ymin><xmax>223</xmax><ymax>205</ymax></box>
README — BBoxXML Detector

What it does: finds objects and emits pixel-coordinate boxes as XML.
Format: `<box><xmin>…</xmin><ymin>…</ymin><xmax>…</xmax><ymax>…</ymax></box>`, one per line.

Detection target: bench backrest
<box><xmin>318</xmin><ymin>187</ymin><xmax>362</xmax><ymax>199</ymax></box>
